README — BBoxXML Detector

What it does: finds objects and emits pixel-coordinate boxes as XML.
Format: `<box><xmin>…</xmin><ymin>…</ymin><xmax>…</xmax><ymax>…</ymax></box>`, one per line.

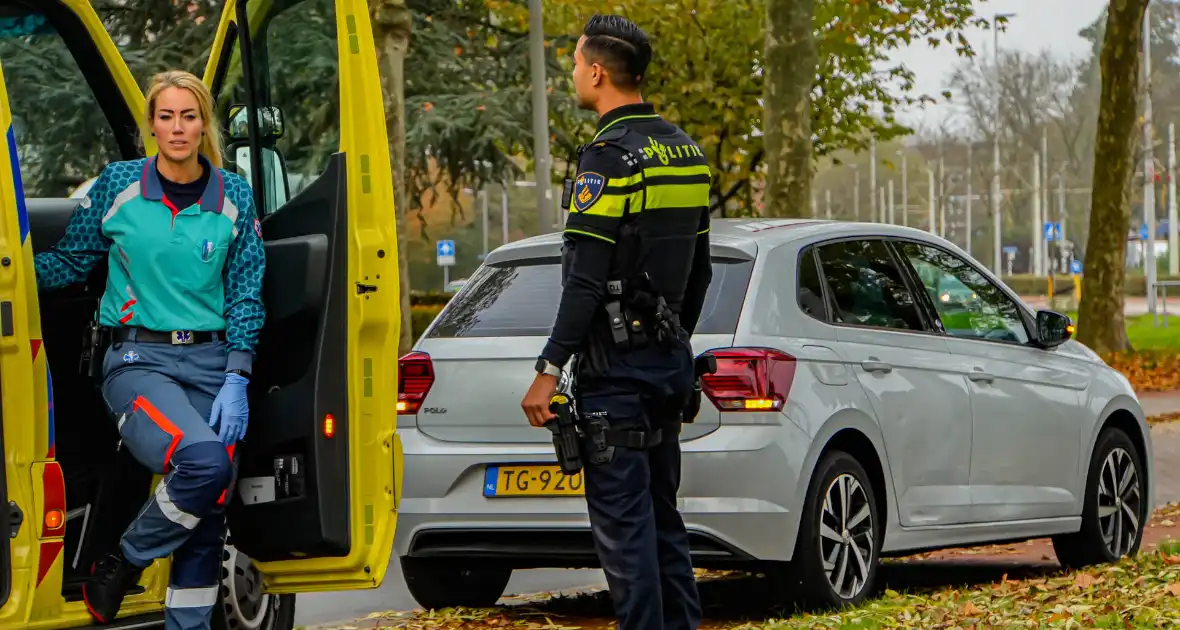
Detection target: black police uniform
<box><xmin>537</xmin><ymin>102</ymin><xmax>713</xmax><ymax>630</ymax></box>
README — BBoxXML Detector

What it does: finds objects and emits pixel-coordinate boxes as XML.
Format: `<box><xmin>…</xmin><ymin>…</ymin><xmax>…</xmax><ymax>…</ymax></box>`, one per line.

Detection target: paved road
<box><xmin>293</xmin><ymin>401</ymin><xmax>1180</xmax><ymax>628</ymax></box>
<box><xmin>293</xmin><ymin>561</ymin><xmax>606</xmax><ymax>627</ymax></box>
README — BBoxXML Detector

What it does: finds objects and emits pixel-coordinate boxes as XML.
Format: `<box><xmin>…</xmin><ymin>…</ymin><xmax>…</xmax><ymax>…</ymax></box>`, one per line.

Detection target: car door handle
<box><xmin>860</xmin><ymin>359</ymin><xmax>893</xmax><ymax>374</ymax></box>
<box><xmin>968</xmin><ymin>369</ymin><xmax>995</xmax><ymax>383</ymax></box>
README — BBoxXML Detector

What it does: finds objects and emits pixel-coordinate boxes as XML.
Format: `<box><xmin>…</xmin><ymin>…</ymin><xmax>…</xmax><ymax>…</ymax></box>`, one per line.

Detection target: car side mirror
<box><xmin>1034</xmin><ymin>310</ymin><xmax>1074</xmax><ymax>349</ymax></box>
<box><xmin>227</xmin><ymin>105</ymin><xmax>285</xmax><ymax>143</ymax></box>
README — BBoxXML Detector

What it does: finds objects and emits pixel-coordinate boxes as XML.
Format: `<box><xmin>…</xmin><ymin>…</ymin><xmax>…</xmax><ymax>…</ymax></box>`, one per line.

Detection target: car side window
<box><xmin>815</xmin><ymin>239</ymin><xmax>925</xmax><ymax>332</ymax></box>
<box><xmin>797</xmin><ymin>247</ymin><xmax>829</xmax><ymax>321</ymax></box>
<box><xmin>896</xmin><ymin>240</ymin><xmax>1030</xmax><ymax>344</ymax></box>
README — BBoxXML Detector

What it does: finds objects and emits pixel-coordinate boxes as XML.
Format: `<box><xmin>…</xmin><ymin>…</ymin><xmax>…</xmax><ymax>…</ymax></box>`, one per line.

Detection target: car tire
<box><xmin>213</xmin><ymin>539</ymin><xmax>296</xmax><ymax>630</ymax></box>
<box><xmin>789</xmin><ymin>450</ymin><xmax>881</xmax><ymax>610</ymax></box>
<box><xmin>1052</xmin><ymin>427</ymin><xmax>1147</xmax><ymax>569</ymax></box>
<box><xmin>401</xmin><ymin>557</ymin><xmax>511</xmax><ymax>610</ymax></box>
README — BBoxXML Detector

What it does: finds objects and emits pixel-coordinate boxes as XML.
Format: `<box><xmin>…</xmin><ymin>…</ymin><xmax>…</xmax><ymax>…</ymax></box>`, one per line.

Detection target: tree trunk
<box><xmin>1077</xmin><ymin>0</ymin><xmax>1148</xmax><ymax>355</ymax></box>
<box><xmin>370</xmin><ymin>0</ymin><xmax>414</xmax><ymax>356</ymax></box>
<box><xmin>762</xmin><ymin>0</ymin><xmax>816</xmax><ymax>218</ymax></box>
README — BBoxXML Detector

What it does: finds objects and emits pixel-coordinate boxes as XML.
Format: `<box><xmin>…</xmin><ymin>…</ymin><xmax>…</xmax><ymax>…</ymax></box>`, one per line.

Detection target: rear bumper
<box><xmin>393</xmin><ymin>421</ymin><xmax>805</xmax><ymax>568</ymax></box>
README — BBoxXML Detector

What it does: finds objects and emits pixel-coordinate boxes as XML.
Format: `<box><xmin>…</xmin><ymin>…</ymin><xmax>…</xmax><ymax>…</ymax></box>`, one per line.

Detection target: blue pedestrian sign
<box><xmin>1043</xmin><ymin>222</ymin><xmax>1062</xmax><ymax>242</ymax></box>
<box><xmin>1140</xmin><ymin>224</ymin><xmax>1150</xmax><ymax>240</ymax></box>
<box><xmin>436</xmin><ymin>239</ymin><xmax>456</xmax><ymax>267</ymax></box>
<box><xmin>1070</xmin><ymin>259</ymin><xmax>1083</xmax><ymax>274</ymax></box>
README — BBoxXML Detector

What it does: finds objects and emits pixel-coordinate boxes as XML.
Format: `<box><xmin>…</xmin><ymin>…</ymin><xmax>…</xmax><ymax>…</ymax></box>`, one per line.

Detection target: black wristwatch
<box><xmin>534</xmin><ymin>357</ymin><xmax>561</xmax><ymax>378</ymax></box>
<box><xmin>227</xmin><ymin>368</ymin><xmax>252</xmax><ymax>380</ymax></box>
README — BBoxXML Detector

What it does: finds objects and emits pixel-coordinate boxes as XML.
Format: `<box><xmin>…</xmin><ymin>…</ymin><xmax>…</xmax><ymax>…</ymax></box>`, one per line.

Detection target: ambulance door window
<box><xmin>216</xmin><ymin>0</ymin><xmax>339</xmax><ymax>216</ymax></box>
<box><xmin>0</xmin><ymin>9</ymin><xmax>124</xmax><ymax>197</ymax></box>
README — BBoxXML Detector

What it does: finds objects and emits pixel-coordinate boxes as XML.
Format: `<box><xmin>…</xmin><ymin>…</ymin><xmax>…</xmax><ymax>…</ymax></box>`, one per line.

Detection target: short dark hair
<box><xmin>582</xmin><ymin>14</ymin><xmax>651</xmax><ymax>91</ymax></box>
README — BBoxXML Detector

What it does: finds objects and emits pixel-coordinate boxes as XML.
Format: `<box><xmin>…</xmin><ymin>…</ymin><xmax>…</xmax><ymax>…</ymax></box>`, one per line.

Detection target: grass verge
<box><xmin>306</xmin><ymin>506</ymin><xmax>1180</xmax><ymax>630</ymax></box>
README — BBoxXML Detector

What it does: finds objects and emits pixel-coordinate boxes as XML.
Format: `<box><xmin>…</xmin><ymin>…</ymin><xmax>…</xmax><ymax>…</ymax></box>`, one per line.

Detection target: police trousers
<box><xmin>101</xmin><ymin>337</ymin><xmax>238</xmax><ymax>630</ymax></box>
<box><xmin>575</xmin><ymin>340</ymin><xmax>701</xmax><ymax>630</ymax></box>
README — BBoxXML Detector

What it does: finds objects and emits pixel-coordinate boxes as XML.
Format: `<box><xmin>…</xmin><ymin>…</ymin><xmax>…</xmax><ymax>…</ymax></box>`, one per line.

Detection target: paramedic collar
<box><xmin>139</xmin><ymin>153</ymin><xmax>226</xmax><ymax>214</ymax></box>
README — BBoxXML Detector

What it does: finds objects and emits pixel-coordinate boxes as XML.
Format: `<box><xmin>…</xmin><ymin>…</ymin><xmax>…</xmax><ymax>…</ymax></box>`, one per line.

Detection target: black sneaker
<box><xmin>82</xmin><ymin>550</ymin><xmax>143</xmax><ymax>623</ymax></box>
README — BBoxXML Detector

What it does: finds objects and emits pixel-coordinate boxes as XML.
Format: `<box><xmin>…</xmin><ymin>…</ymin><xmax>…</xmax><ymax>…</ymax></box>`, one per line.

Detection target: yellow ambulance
<box><xmin>0</xmin><ymin>1</ymin><xmax>401</xmax><ymax>628</ymax></box>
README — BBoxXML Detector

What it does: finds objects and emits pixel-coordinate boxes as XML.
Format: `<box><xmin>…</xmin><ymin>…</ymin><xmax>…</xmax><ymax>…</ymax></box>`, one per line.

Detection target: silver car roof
<box><xmin>482</xmin><ymin>217</ymin><xmax>960</xmax><ymax>266</ymax></box>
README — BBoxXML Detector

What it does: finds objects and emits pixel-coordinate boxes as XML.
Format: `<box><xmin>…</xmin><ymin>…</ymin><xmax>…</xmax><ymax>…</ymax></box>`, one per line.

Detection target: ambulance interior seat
<box><xmin>27</xmin><ymin>197</ymin><xmax>153</xmax><ymax>600</ymax></box>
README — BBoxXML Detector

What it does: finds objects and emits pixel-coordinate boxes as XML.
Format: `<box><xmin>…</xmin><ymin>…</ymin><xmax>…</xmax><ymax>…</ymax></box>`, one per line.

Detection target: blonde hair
<box><xmin>144</xmin><ymin>70</ymin><xmax>224</xmax><ymax>168</ymax></box>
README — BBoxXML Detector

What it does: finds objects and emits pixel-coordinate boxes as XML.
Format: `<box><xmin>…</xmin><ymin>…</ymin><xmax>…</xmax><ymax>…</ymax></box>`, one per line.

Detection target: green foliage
<box><xmin>813</xmin><ymin>0</ymin><xmax>996</xmax><ymax>159</ymax></box>
<box><xmin>538</xmin><ymin>0</ymin><xmax>998</xmax><ymax>214</ymax></box>
<box><xmin>411</xmin><ymin>304</ymin><xmax>444</xmax><ymax>340</ymax></box>
<box><xmin>0</xmin><ymin>1</ymin><xmax>222</xmax><ymax>198</ymax></box>
<box><xmin>403</xmin><ymin>0</ymin><xmax>588</xmax><ymax>224</ymax></box>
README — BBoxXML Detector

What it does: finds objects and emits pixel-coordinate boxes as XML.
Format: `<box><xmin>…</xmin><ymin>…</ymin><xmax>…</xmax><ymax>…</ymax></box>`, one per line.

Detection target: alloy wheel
<box><xmin>818</xmin><ymin>473</ymin><xmax>874</xmax><ymax>599</ymax></box>
<box><xmin>1098</xmin><ymin>447</ymin><xmax>1142</xmax><ymax>557</ymax></box>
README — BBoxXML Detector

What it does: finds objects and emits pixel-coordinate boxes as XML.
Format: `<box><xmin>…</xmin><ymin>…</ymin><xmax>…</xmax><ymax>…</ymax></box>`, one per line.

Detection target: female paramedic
<box><xmin>32</xmin><ymin>69</ymin><xmax>266</xmax><ymax>630</ymax></box>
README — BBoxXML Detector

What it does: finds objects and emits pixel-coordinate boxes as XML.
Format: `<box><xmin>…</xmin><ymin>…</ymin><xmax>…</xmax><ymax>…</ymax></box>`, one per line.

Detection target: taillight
<box><xmin>700</xmin><ymin>348</ymin><xmax>796</xmax><ymax>411</ymax></box>
<box><xmin>42</xmin><ymin>461</ymin><xmax>66</xmax><ymax>538</ymax></box>
<box><xmin>398</xmin><ymin>351</ymin><xmax>435</xmax><ymax>415</ymax></box>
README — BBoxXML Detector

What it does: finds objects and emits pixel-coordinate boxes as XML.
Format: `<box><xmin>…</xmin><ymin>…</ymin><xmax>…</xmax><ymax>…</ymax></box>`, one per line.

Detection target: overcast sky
<box><xmin>888</xmin><ymin>0</ymin><xmax>1109</xmax><ymax>128</ymax></box>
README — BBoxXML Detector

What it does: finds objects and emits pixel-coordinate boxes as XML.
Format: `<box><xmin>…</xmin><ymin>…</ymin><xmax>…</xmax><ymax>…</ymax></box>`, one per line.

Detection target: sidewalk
<box><xmin>1018</xmin><ymin>295</ymin><xmax>1151</xmax><ymax>316</ymax></box>
<box><xmin>1141</xmin><ymin>389</ymin><xmax>1180</xmax><ymax>417</ymax></box>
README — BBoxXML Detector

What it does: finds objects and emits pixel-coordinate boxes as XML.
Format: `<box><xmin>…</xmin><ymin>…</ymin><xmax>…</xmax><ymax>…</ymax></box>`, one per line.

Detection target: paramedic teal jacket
<box><xmin>33</xmin><ymin>155</ymin><xmax>266</xmax><ymax>374</ymax></box>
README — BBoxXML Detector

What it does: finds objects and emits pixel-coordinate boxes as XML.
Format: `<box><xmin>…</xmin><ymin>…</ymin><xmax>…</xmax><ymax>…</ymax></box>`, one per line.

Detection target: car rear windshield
<box><xmin>426</xmin><ymin>258</ymin><xmax>754</xmax><ymax>338</ymax></box>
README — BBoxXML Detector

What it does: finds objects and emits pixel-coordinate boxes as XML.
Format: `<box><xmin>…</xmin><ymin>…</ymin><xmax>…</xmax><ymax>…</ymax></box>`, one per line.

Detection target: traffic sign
<box><xmin>1043</xmin><ymin>222</ymin><xmax>1062</xmax><ymax>242</ymax></box>
<box><xmin>1140</xmin><ymin>224</ymin><xmax>1150</xmax><ymax>240</ymax></box>
<box><xmin>1070</xmin><ymin>259</ymin><xmax>1083</xmax><ymax>274</ymax></box>
<box><xmin>436</xmin><ymin>239</ymin><xmax>456</xmax><ymax>267</ymax></box>
<box><xmin>1002</xmin><ymin>246</ymin><xmax>1018</xmax><ymax>255</ymax></box>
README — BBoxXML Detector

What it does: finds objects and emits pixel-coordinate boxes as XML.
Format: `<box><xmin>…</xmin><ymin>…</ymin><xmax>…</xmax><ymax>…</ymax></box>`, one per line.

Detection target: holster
<box><xmin>580</xmin><ymin>414</ymin><xmax>665</xmax><ymax>465</ymax></box>
<box><xmin>79</xmin><ymin>318</ymin><xmax>111</xmax><ymax>382</ymax></box>
<box><xmin>600</xmin><ymin>272</ymin><xmax>680</xmax><ymax>353</ymax></box>
<box><xmin>546</xmin><ymin>393</ymin><xmax>583</xmax><ymax>475</ymax></box>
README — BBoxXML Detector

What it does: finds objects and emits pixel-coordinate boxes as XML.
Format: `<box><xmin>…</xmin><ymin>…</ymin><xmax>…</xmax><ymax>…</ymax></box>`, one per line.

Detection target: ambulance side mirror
<box><xmin>227</xmin><ymin>105</ymin><xmax>285</xmax><ymax>143</ymax></box>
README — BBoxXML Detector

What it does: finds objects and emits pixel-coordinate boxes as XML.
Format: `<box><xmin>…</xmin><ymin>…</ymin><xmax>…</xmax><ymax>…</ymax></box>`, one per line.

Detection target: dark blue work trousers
<box><xmin>100</xmin><ymin>335</ymin><xmax>238</xmax><ymax>630</ymax></box>
<box><xmin>575</xmin><ymin>338</ymin><xmax>701</xmax><ymax>630</ymax></box>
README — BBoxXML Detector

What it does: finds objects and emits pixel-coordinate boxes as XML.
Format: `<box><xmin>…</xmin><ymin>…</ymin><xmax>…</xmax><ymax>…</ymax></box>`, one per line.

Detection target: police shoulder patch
<box><xmin>573</xmin><ymin>171</ymin><xmax>606</xmax><ymax>213</ymax></box>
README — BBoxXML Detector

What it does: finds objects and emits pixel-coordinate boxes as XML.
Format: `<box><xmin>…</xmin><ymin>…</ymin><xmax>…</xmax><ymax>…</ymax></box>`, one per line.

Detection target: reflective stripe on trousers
<box><xmin>102</xmin><ymin>340</ymin><xmax>239</xmax><ymax>630</ymax></box>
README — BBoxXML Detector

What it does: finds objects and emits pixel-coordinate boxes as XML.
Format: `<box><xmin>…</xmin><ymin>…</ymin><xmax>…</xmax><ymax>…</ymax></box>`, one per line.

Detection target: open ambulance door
<box><xmin>0</xmin><ymin>59</ymin><xmax>27</xmax><ymax>612</ymax></box>
<box><xmin>202</xmin><ymin>0</ymin><xmax>401</xmax><ymax>593</ymax></box>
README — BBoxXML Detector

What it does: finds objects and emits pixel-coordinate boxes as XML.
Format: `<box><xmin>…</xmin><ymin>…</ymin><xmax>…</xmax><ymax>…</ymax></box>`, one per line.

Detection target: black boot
<box><xmin>82</xmin><ymin>549</ymin><xmax>144</xmax><ymax>623</ymax></box>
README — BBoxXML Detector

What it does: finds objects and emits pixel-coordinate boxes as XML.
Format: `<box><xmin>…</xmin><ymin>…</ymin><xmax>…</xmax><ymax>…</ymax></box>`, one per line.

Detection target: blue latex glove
<box><xmin>210</xmin><ymin>372</ymin><xmax>250</xmax><ymax>445</ymax></box>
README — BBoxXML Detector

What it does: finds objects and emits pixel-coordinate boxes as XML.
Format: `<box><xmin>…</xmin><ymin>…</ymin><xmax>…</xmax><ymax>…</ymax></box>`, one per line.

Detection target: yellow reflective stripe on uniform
<box><xmin>697</xmin><ymin>227</ymin><xmax>711</xmax><ymax>235</ymax></box>
<box><xmin>646</xmin><ymin>183</ymin><xmax>711</xmax><ymax>210</ymax></box>
<box><xmin>564</xmin><ymin>228</ymin><xmax>616</xmax><ymax>244</ymax></box>
<box><xmin>608</xmin><ymin>173</ymin><xmax>644</xmax><ymax>188</ymax></box>
<box><xmin>575</xmin><ymin>191</ymin><xmax>634</xmax><ymax>218</ymax></box>
<box><xmin>607</xmin><ymin>164</ymin><xmax>712</xmax><ymax>189</ymax></box>
<box><xmin>643</xmin><ymin>164</ymin><xmax>712</xmax><ymax>179</ymax></box>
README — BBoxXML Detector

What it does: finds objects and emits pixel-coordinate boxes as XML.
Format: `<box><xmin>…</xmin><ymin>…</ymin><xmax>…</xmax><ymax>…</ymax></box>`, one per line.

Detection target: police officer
<box><xmin>34</xmin><ymin>70</ymin><xmax>264</xmax><ymax>630</ymax></box>
<box><xmin>520</xmin><ymin>14</ymin><xmax>713</xmax><ymax>630</ymax></box>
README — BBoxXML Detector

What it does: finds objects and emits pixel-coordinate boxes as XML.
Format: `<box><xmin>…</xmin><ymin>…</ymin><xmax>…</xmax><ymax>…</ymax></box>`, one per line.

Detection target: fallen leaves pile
<box><xmin>314</xmin><ymin>550</ymin><xmax>1180</xmax><ymax>630</ymax></box>
<box><xmin>307</xmin><ymin>506</ymin><xmax>1180</xmax><ymax>630</ymax></box>
<box><xmin>1104</xmin><ymin>350</ymin><xmax>1180</xmax><ymax>393</ymax></box>
<box><xmin>1150</xmin><ymin>411</ymin><xmax>1180</xmax><ymax>425</ymax></box>
<box><xmin>759</xmin><ymin>550</ymin><xmax>1180</xmax><ymax>629</ymax></box>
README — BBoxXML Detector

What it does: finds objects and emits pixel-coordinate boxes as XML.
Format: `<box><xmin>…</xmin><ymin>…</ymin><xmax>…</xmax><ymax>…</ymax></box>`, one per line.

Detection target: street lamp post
<box><xmin>528</xmin><ymin>0</ymin><xmax>553</xmax><ymax>232</ymax></box>
<box><xmin>897</xmin><ymin>149</ymin><xmax>908</xmax><ymax>227</ymax></box>
<box><xmin>993</xmin><ymin>11</ymin><xmax>1016</xmax><ymax>275</ymax></box>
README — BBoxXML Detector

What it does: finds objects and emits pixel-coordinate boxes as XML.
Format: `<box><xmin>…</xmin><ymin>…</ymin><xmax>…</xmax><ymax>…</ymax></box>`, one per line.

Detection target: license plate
<box><xmin>483</xmin><ymin>464</ymin><xmax>585</xmax><ymax>497</ymax></box>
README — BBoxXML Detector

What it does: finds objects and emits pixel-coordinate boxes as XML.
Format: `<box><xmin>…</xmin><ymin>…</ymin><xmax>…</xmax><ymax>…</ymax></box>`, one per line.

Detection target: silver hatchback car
<box><xmin>394</xmin><ymin>218</ymin><xmax>1153</xmax><ymax>610</ymax></box>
